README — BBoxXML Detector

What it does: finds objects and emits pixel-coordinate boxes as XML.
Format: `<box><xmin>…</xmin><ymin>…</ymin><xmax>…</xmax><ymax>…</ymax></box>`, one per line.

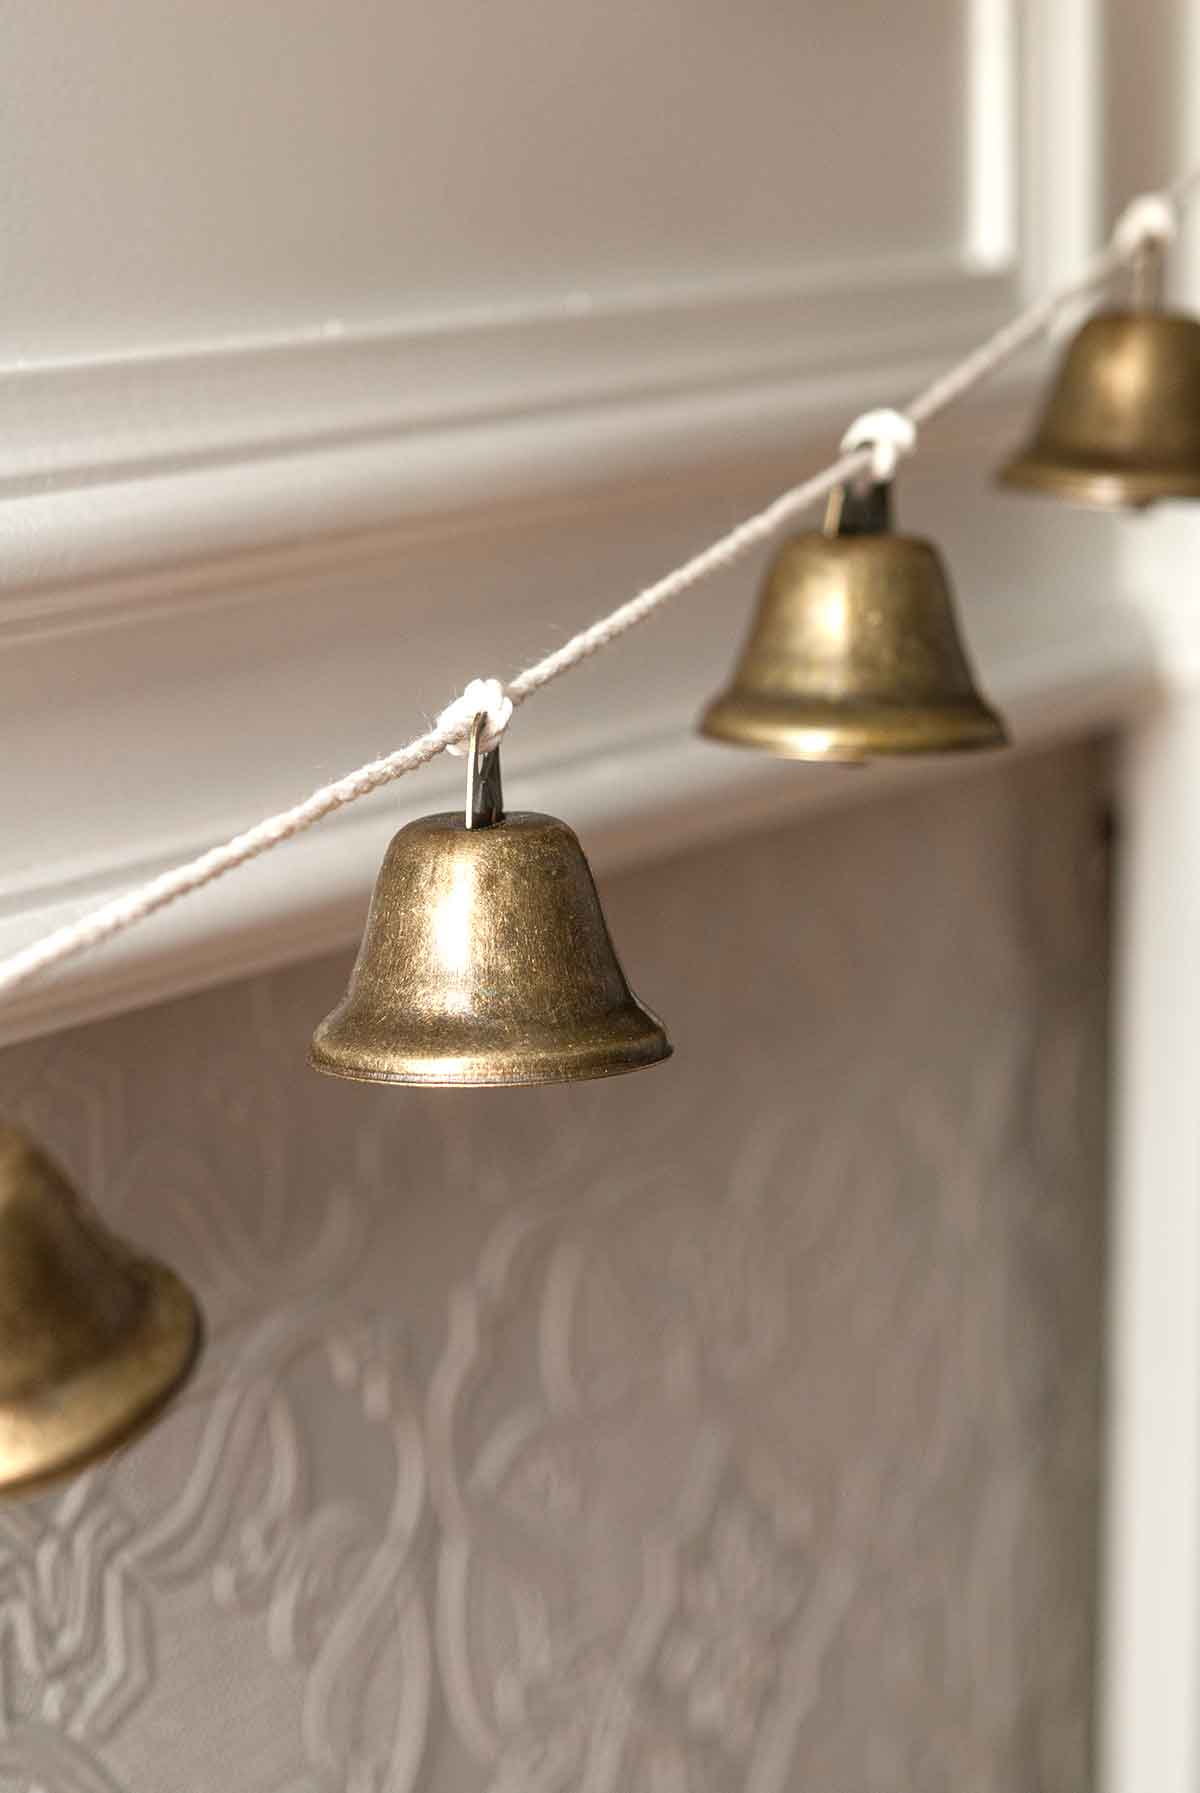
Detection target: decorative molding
<box><xmin>1016</xmin><ymin>0</ymin><xmax>1104</xmax><ymax>292</ymax></box>
<box><xmin>0</xmin><ymin>257</ymin><xmax>1018</xmax><ymax>638</ymax></box>
<box><xmin>0</xmin><ymin>256</ymin><xmax>1015</xmax><ymax>491</ymax></box>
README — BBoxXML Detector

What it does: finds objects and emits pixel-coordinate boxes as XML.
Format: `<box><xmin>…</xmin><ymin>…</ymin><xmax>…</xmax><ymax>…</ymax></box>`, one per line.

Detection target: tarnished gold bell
<box><xmin>999</xmin><ymin>308</ymin><xmax>1200</xmax><ymax>508</ymax></box>
<box><xmin>699</xmin><ymin>482</ymin><xmax>1007</xmax><ymax>763</ymax></box>
<box><xmin>311</xmin><ymin>717</ymin><xmax>672</xmax><ymax>1087</ymax></box>
<box><xmin>0</xmin><ymin>1126</ymin><xmax>201</xmax><ymax>1495</ymax></box>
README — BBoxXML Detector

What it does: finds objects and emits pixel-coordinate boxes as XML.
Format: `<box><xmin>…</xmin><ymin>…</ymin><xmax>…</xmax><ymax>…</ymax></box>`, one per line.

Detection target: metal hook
<box><xmin>823</xmin><ymin>478</ymin><xmax>893</xmax><ymax>538</ymax></box>
<box><xmin>465</xmin><ymin>713</ymin><xmax>504</xmax><ymax>829</ymax></box>
<box><xmin>1132</xmin><ymin>236</ymin><xmax>1166</xmax><ymax>312</ymax></box>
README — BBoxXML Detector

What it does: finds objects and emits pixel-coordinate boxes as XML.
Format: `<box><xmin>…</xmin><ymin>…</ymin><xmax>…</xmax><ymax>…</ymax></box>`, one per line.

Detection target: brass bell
<box><xmin>311</xmin><ymin>715</ymin><xmax>672</xmax><ymax>1087</ymax></box>
<box><xmin>1000</xmin><ymin>241</ymin><xmax>1200</xmax><ymax>507</ymax></box>
<box><xmin>0</xmin><ymin>1126</ymin><xmax>201</xmax><ymax>1495</ymax></box>
<box><xmin>699</xmin><ymin>481</ymin><xmax>1007</xmax><ymax>763</ymax></box>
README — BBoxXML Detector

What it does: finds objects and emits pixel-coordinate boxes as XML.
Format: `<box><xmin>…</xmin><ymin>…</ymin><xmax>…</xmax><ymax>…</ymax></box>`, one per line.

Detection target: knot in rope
<box><xmin>840</xmin><ymin>408</ymin><xmax>918</xmax><ymax>482</ymax></box>
<box><xmin>1112</xmin><ymin>192</ymin><xmax>1178</xmax><ymax>259</ymax></box>
<box><xmin>437</xmin><ymin>677</ymin><xmax>514</xmax><ymax>756</ymax></box>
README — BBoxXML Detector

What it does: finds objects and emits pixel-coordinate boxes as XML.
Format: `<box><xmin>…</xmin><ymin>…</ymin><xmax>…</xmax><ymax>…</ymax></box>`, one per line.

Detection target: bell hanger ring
<box><xmin>466</xmin><ymin>711</ymin><xmax>504</xmax><ymax>829</ymax></box>
<box><xmin>1113</xmin><ymin>192</ymin><xmax>1176</xmax><ymax>312</ymax></box>
<box><xmin>1131</xmin><ymin>234</ymin><xmax>1166</xmax><ymax>312</ymax></box>
<box><xmin>824</xmin><ymin>477</ymin><xmax>893</xmax><ymax>539</ymax></box>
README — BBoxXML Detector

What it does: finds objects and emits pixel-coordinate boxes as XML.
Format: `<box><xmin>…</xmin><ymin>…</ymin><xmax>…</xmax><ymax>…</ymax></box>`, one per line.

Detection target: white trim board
<box><xmin>0</xmin><ymin>257</ymin><xmax>1018</xmax><ymax>638</ymax></box>
<box><xmin>0</xmin><ymin>256</ymin><xmax>1013</xmax><ymax>495</ymax></box>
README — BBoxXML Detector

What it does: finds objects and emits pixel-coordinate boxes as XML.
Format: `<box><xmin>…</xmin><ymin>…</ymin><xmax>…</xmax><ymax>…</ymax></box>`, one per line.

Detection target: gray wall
<box><xmin>0</xmin><ymin>741</ymin><xmax>1110</xmax><ymax>1793</ymax></box>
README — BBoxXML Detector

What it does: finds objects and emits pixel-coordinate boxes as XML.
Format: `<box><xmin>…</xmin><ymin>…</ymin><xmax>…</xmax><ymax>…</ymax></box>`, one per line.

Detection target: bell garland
<box><xmin>0</xmin><ymin>187</ymin><xmax>1191</xmax><ymax>1025</ymax></box>
<box><xmin>0</xmin><ymin>183</ymin><xmax>1194</xmax><ymax>1115</ymax></box>
<box><xmin>0</xmin><ymin>183</ymin><xmax>1199</xmax><ymax>1497</ymax></box>
<box><xmin>323</xmin><ymin>199</ymin><xmax>1200</xmax><ymax>1084</ymax></box>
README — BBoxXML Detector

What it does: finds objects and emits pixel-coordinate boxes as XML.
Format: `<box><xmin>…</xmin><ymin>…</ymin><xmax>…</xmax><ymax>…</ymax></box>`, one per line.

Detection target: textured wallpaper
<box><xmin>0</xmin><ymin>742</ymin><xmax>1111</xmax><ymax>1793</ymax></box>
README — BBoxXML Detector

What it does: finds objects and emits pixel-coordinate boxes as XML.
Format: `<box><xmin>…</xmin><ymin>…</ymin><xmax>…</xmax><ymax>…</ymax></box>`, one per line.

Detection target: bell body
<box><xmin>699</xmin><ymin>530</ymin><xmax>1006</xmax><ymax>762</ymax></box>
<box><xmin>311</xmin><ymin>811</ymin><xmax>671</xmax><ymax>1087</ymax></box>
<box><xmin>0</xmin><ymin>1128</ymin><xmax>201</xmax><ymax>1494</ymax></box>
<box><xmin>1000</xmin><ymin>310</ymin><xmax>1200</xmax><ymax>507</ymax></box>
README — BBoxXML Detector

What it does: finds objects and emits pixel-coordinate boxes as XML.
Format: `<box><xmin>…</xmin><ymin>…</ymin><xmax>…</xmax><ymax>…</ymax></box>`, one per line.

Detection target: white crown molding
<box><xmin>0</xmin><ymin>255</ymin><xmax>1016</xmax><ymax>640</ymax></box>
<box><xmin>0</xmin><ymin>254</ymin><xmax>1013</xmax><ymax>493</ymax></box>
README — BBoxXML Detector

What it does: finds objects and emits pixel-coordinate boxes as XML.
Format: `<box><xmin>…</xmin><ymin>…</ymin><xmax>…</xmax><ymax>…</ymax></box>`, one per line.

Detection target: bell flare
<box><xmin>999</xmin><ymin>310</ymin><xmax>1200</xmax><ymax>508</ymax></box>
<box><xmin>311</xmin><ymin>811</ymin><xmax>672</xmax><ymax>1088</ymax></box>
<box><xmin>698</xmin><ymin>531</ymin><xmax>1007</xmax><ymax>763</ymax></box>
<box><xmin>0</xmin><ymin>1128</ymin><xmax>202</xmax><ymax>1496</ymax></box>
<box><xmin>701</xmin><ymin>693</ymin><xmax>1006</xmax><ymax>763</ymax></box>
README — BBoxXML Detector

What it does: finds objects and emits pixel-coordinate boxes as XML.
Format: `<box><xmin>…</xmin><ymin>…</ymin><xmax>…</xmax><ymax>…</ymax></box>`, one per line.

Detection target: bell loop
<box><xmin>466</xmin><ymin>712</ymin><xmax>504</xmax><ymax>830</ymax></box>
<box><xmin>1112</xmin><ymin>191</ymin><xmax>1178</xmax><ymax>260</ymax></box>
<box><xmin>438</xmin><ymin>677</ymin><xmax>513</xmax><ymax>758</ymax></box>
<box><xmin>839</xmin><ymin>408</ymin><xmax>917</xmax><ymax>483</ymax></box>
<box><xmin>1111</xmin><ymin>193</ymin><xmax>1176</xmax><ymax>315</ymax></box>
<box><xmin>824</xmin><ymin>479</ymin><xmax>893</xmax><ymax>539</ymax></box>
<box><xmin>1131</xmin><ymin>236</ymin><xmax>1166</xmax><ymax>313</ymax></box>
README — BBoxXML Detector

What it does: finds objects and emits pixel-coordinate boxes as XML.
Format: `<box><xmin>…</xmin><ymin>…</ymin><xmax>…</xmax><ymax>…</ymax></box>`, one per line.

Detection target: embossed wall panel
<box><xmin>0</xmin><ymin>741</ymin><xmax>1109</xmax><ymax>1793</ymax></box>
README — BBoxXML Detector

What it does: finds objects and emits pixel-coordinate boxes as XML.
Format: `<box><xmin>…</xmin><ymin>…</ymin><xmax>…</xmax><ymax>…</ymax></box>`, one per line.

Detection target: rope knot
<box><xmin>1112</xmin><ymin>192</ymin><xmax>1178</xmax><ymax>259</ymax></box>
<box><xmin>438</xmin><ymin>677</ymin><xmax>513</xmax><ymax>756</ymax></box>
<box><xmin>840</xmin><ymin>408</ymin><xmax>917</xmax><ymax>483</ymax></box>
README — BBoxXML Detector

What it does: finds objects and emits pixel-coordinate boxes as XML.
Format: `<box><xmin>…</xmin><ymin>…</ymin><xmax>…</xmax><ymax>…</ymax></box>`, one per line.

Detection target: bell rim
<box><xmin>308</xmin><ymin>1024</ymin><xmax>673</xmax><ymax>1089</ymax></box>
<box><xmin>997</xmin><ymin>454</ymin><xmax>1200</xmax><ymax>509</ymax></box>
<box><xmin>699</xmin><ymin>693</ymin><xmax>1008</xmax><ymax>762</ymax></box>
<box><xmin>0</xmin><ymin>1260</ymin><xmax>202</xmax><ymax>1496</ymax></box>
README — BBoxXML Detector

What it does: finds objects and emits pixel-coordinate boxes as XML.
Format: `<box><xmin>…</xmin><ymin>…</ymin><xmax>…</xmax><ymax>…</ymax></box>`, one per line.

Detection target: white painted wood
<box><xmin>1018</xmin><ymin>0</ymin><xmax>1104</xmax><ymax>291</ymax></box>
<box><xmin>1095</xmin><ymin>5</ymin><xmax>1200</xmax><ymax>1790</ymax></box>
<box><xmin>1105</xmin><ymin>691</ymin><xmax>1200</xmax><ymax>1793</ymax></box>
<box><xmin>966</xmin><ymin>0</ymin><xmax>1018</xmax><ymax>263</ymax></box>
<box><xmin>0</xmin><ymin>257</ymin><xmax>1015</xmax><ymax>623</ymax></box>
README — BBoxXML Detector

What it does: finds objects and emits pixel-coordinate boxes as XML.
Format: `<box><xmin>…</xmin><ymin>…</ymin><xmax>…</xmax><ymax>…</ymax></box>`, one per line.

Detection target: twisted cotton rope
<box><xmin>0</xmin><ymin>177</ymin><xmax>1193</xmax><ymax>1002</ymax></box>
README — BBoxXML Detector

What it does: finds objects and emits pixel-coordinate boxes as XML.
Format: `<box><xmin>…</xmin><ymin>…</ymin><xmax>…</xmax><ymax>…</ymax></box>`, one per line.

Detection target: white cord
<box><xmin>0</xmin><ymin>178</ymin><xmax>1193</xmax><ymax>1003</ymax></box>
